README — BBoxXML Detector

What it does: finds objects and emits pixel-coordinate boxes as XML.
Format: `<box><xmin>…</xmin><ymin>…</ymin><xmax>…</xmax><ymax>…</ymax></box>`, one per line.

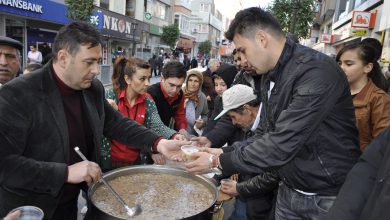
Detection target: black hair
<box><xmin>336</xmin><ymin>42</ymin><xmax>387</xmax><ymax>91</ymax></box>
<box><xmin>361</xmin><ymin>38</ymin><xmax>382</xmax><ymax>61</ymax></box>
<box><xmin>52</xmin><ymin>21</ymin><xmax>102</xmax><ymax>61</ymax></box>
<box><xmin>112</xmin><ymin>56</ymin><xmax>151</xmax><ymax>95</ymax></box>
<box><xmin>161</xmin><ymin>61</ymin><xmax>187</xmax><ymax>79</ymax></box>
<box><xmin>225</xmin><ymin>7</ymin><xmax>284</xmax><ymax>41</ymax></box>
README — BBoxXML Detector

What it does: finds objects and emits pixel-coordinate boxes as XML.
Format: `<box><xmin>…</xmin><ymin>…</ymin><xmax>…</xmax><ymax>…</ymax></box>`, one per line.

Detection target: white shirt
<box><xmin>28</xmin><ymin>51</ymin><xmax>42</xmax><ymax>64</ymax></box>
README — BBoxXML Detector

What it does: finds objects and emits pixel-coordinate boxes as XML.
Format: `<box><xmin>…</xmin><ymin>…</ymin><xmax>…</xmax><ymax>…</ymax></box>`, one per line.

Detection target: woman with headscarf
<box><xmin>183</xmin><ymin>69</ymin><xmax>208</xmax><ymax>136</ymax></box>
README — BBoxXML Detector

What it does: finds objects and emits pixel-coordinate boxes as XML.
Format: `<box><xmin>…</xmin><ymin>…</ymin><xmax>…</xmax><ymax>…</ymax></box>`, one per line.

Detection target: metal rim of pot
<box><xmin>88</xmin><ymin>165</ymin><xmax>219</xmax><ymax>220</ymax></box>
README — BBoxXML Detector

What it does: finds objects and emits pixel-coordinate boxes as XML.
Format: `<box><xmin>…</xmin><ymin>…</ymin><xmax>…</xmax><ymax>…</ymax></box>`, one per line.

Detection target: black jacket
<box><xmin>0</xmin><ymin>62</ymin><xmax>160</xmax><ymax>219</ymax></box>
<box><xmin>326</xmin><ymin>126</ymin><xmax>390</xmax><ymax>220</ymax></box>
<box><xmin>220</xmin><ymin>37</ymin><xmax>360</xmax><ymax>196</ymax></box>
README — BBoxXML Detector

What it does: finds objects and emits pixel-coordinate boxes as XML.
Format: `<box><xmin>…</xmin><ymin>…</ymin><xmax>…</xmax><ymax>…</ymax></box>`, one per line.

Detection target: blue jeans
<box><xmin>229</xmin><ymin>197</ymin><xmax>247</xmax><ymax>220</ymax></box>
<box><xmin>275</xmin><ymin>183</ymin><xmax>336</xmax><ymax>220</ymax></box>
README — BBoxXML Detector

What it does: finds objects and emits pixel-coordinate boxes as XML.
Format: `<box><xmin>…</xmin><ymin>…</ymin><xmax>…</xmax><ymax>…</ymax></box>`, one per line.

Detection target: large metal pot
<box><xmin>88</xmin><ymin>165</ymin><xmax>218</xmax><ymax>220</ymax></box>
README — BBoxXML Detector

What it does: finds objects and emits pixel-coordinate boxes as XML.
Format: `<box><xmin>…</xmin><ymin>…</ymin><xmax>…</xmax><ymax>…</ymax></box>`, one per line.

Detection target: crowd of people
<box><xmin>1</xmin><ymin>6</ymin><xmax>390</xmax><ymax>220</ymax></box>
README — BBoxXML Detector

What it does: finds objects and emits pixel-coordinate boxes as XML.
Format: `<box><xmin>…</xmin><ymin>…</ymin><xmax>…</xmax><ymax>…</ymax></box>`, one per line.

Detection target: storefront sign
<box><xmin>351</xmin><ymin>11</ymin><xmax>371</xmax><ymax>28</ymax></box>
<box><xmin>350</xmin><ymin>28</ymin><xmax>368</xmax><ymax>36</ymax></box>
<box><xmin>91</xmin><ymin>7</ymin><xmax>149</xmax><ymax>41</ymax></box>
<box><xmin>0</xmin><ymin>0</ymin><xmax>42</xmax><ymax>13</ymax></box>
<box><xmin>0</xmin><ymin>0</ymin><xmax>69</xmax><ymax>24</ymax></box>
<box><xmin>321</xmin><ymin>34</ymin><xmax>333</xmax><ymax>44</ymax></box>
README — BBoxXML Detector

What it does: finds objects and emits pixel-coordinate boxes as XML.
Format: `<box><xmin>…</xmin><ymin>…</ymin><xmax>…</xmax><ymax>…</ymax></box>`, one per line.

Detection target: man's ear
<box><xmin>56</xmin><ymin>49</ymin><xmax>69</xmax><ymax>68</ymax></box>
<box><xmin>254</xmin><ymin>30</ymin><xmax>268</xmax><ymax>48</ymax></box>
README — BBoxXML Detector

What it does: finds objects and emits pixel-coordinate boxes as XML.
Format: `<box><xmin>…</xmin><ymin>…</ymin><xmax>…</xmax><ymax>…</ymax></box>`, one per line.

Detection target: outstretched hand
<box><xmin>157</xmin><ymin>139</ymin><xmax>191</xmax><ymax>161</ymax></box>
<box><xmin>185</xmin><ymin>151</ymin><xmax>214</xmax><ymax>174</ymax></box>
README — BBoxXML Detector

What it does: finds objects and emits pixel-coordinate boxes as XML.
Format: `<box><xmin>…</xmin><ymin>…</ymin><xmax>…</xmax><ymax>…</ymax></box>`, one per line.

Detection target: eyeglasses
<box><xmin>0</xmin><ymin>52</ymin><xmax>18</xmax><ymax>61</ymax></box>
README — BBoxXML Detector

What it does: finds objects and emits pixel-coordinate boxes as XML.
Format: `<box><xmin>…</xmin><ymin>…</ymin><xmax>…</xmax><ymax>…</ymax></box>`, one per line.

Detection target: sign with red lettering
<box><xmin>352</xmin><ymin>11</ymin><xmax>371</xmax><ymax>28</ymax></box>
<box><xmin>321</xmin><ymin>34</ymin><xmax>333</xmax><ymax>43</ymax></box>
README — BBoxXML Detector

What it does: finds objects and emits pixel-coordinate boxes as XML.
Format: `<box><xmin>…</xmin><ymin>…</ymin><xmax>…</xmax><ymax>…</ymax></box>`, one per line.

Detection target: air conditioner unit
<box><xmin>192</xmin><ymin>28</ymin><xmax>198</xmax><ymax>33</ymax></box>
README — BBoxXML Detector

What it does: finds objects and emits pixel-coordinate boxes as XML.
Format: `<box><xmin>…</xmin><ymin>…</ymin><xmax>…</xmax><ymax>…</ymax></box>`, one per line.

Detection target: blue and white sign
<box><xmin>0</xmin><ymin>0</ymin><xmax>69</xmax><ymax>24</ymax></box>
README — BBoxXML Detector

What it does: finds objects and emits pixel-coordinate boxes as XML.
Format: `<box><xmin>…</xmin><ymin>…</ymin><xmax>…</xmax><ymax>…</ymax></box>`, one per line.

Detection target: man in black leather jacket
<box><xmin>186</xmin><ymin>7</ymin><xmax>360</xmax><ymax>220</ymax></box>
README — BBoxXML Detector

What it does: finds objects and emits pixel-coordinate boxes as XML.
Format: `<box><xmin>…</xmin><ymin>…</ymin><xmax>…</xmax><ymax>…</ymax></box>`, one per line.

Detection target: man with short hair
<box><xmin>0</xmin><ymin>36</ymin><xmax>22</xmax><ymax>86</ymax></box>
<box><xmin>0</xmin><ymin>22</ymin><xmax>188</xmax><ymax>220</ymax></box>
<box><xmin>186</xmin><ymin>7</ymin><xmax>360</xmax><ymax>220</ymax></box>
<box><xmin>147</xmin><ymin>61</ymin><xmax>188</xmax><ymax>134</ymax></box>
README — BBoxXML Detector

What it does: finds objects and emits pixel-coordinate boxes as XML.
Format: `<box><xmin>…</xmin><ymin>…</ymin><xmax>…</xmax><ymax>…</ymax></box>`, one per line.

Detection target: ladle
<box><xmin>74</xmin><ymin>147</ymin><xmax>141</xmax><ymax>217</ymax></box>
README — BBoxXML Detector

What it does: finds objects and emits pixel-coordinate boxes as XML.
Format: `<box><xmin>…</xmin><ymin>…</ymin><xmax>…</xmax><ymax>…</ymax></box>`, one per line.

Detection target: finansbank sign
<box><xmin>0</xmin><ymin>0</ymin><xmax>43</xmax><ymax>13</ymax></box>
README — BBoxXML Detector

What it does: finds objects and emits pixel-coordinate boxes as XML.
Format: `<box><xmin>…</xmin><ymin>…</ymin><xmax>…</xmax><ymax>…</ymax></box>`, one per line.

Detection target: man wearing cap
<box><xmin>212</xmin><ymin>84</ymin><xmax>278</xmax><ymax>219</ymax></box>
<box><xmin>0</xmin><ymin>36</ymin><xmax>22</xmax><ymax>86</ymax></box>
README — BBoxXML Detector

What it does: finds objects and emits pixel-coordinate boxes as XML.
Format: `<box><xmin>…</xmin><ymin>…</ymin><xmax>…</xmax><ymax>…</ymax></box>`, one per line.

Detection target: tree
<box><xmin>198</xmin><ymin>40</ymin><xmax>212</xmax><ymax>56</ymax></box>
<box><xmin>161</xmin><ymin>24</ymin><xmax>180</xmax><ymax>49</ymax></box>
<box><xmin>65</xmin><ymin>0</ymin><xmax>95</xmax><ymax>21</ymax></box>
<box><xmin>268</xmin><ymin>0</ymin><xmax>316</xmax><ymax>39</ymax></box>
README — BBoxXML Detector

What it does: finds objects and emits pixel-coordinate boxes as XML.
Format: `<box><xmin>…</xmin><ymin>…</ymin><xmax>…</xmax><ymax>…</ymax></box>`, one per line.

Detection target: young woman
<box><xmin>336</xmin><ymin>42</ymin><xmax>390</xmax><ymax>151</ymax></box>
<box><xmin>183</xmin><ymin>69</ymin><xmax>208</xmax><ymax>136</ymax></box>
<box><xmin>203</xmin><ymin>64</ymin><xmax>237</xmax><ymax>134</ymax></box>
<box><xmin>101</xmin><ymin>56</ymin><xmax>185</xmax><ymax>170</ymax></box>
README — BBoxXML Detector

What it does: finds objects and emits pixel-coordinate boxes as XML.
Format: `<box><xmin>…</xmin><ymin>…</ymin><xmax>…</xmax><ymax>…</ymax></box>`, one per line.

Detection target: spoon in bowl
<box><xmin>74</xmin><ymin>147</ymin><xmax>141</xmax><ymax>217</ymax></box>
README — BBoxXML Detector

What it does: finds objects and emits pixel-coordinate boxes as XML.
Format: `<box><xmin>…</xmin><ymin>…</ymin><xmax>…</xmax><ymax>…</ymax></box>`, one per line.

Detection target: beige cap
<box><xmin>214</xmin><ymin>84</ymin><xmax>257</xmax><ymax>120</ymax></box>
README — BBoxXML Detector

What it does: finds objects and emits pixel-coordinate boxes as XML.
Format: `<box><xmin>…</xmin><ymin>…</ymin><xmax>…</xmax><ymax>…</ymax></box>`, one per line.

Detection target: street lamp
<box><xmin>131</xmin><ymin>23</ymin><xmax>138</xmax><ymax>56</ymax></box>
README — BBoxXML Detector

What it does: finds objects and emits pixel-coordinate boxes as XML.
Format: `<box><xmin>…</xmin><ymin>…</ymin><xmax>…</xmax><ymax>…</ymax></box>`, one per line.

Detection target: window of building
<box><xmin>126</xmin><ymin>0</ymin><xmax>136</xmax><ymax>17</ymax></box>
<box><xmin>146</xmin><ymin>0</ymin><xmax>168</xmax><ymax>20</ymax></box>
<box><xmin>100</xmin><ymin>0</ymin><xmax>109</xmax><ymax>9</ymax></box>
<box><xmin>200</xmin><ymin>3</ymin><xmax>210</xmax><ymax>12</ymax></box>
<box><xmin>354</xmin><ymin>0</ymin><xmax>368</xmax><ymax>8</ymax></box>
<box><xmin>337</xmin><ymin>0</ymin><xmax>350</xmax><ymax>20</ymax></box>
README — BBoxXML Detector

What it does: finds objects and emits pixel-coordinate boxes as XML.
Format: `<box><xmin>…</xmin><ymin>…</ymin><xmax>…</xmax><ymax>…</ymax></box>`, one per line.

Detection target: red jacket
<box><xmin>110</xmin><ymin>90</ymin><xmax>149</xmax><ymax>163</ymax></box>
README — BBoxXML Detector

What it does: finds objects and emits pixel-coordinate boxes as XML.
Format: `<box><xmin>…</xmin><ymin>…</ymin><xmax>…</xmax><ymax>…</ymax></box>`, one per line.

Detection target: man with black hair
<box><xmin>147</xmin><ymin>61</ymin><xmax>188</xmax><ymax>135</ymax></box>
<box><xmin>186</xmin><ymin>7</ymin><xmax>360</xmax><ymax>220</ymax></box>
<box><xmin>0</xmin><ymin>22</ymin><xmax>188</xmax><ymax>220</ymax></box>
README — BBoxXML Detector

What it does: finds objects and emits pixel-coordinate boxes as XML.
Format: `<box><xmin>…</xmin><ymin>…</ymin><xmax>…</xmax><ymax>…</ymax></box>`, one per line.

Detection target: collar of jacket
<box><xmin>353</xmin><ymin>78</ymin><xmax>377</xmax><ymax>107</ymax></box>
<box><xmin>267</xmin><ymin>36</ymin><xmax>297</xmax><ymax>82</ymax></box>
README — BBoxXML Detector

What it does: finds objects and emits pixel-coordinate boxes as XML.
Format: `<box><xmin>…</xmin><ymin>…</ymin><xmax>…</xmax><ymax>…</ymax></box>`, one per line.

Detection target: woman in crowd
<box><xmin>183</xmin><ymin>69</ymin><xmax>208</xmax><ymax>136</ymax></box>
<box><xmin>203</xmin><ymin>63</ymin><xmax>237</xmax><ymax>134</ymax></box>
<box><xmin>101</xmin><ymin>56</ymin><xmax>185</xmax><ymax>170</ymax></box>
<box><xmin>336</xmin><ymin>42</ymin><xmax>390</xmax><ymax>151</ymax></box>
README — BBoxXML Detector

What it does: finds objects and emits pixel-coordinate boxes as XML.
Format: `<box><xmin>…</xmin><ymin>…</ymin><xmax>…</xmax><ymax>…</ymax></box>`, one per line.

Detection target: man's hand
<box><xmin>67</xmin><ymin>161</ymin><xmax>102</xmax><ymax>185</ymax></box>
<box><xmin>199</xmin><ymin>147</ymin><xmax>223</xmax><ymax>156</ymax></box>
<box><xmin>178</xmin><ymin>129</ymin><xmax>189</xmax><ymax>137</ymax></box>
<box><xmin>194</xmin><ymin>118</ymin><xmax>204</xmax><ymax>129</ymax></box>
<box><xmin>190</xmin><ymin>136</ymin><xmax>212</xmax><ymax>148</ymax></box>
<box><xmin>185</xmin><ymin>152</ymin><xmax>214</xmax><ymax>174</ymax></box>
<box><xmin>151</xmin><ymin>153</ymin><xmax>166</xmax><ymax>165</ymax></box>
<box><xmin>220</xmin><ymin>179</ymin><xmax>238</xmax><ymax>196</ymax></box>
<box><xmin>173</xmin><ymin>133</ymin><xmax>187</xmax><ymax>141</ymax></box>
<box><xmin>156</xmin><ymin>139</ymin><xmax>191</xmax><ymax>161</ymax></box>
<box><xmin>4</xmin><ymin>210</ymin><xmax>20</xmax><ymax>220</ymax></box>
